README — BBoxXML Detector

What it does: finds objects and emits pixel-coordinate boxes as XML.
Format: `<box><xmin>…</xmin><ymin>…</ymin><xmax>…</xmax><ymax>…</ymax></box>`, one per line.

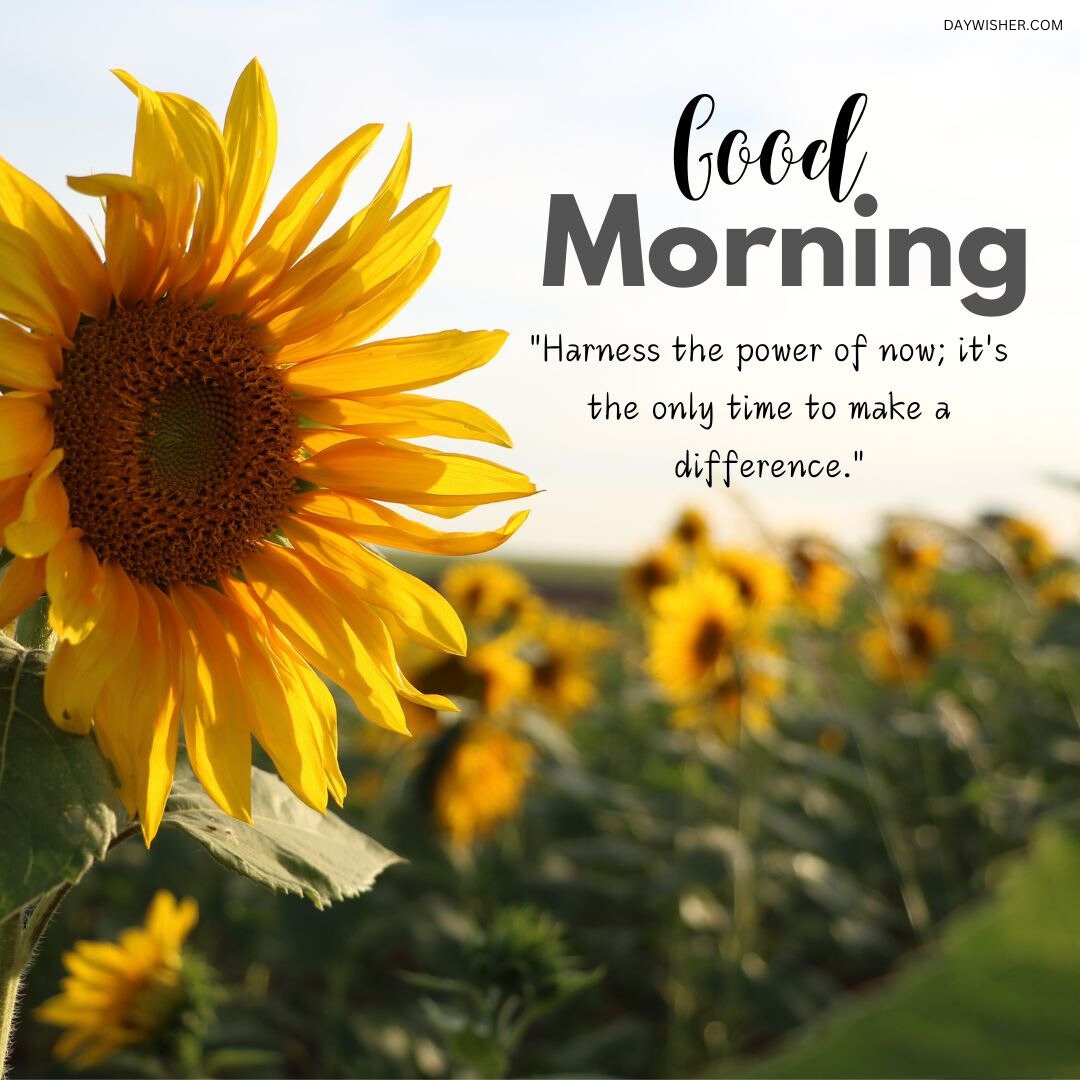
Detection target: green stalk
<box><xmin>14</xmin><ymin>596</ymin><xmax>52</xmax><ymax>652</ymax></box>
<box><xmin>0</xmin><ymin>914</ymin><xmax>22</xmax><ymax>1079</ymax></box>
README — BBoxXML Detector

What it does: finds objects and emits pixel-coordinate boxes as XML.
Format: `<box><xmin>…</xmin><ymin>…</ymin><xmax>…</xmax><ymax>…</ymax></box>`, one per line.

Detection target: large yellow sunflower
<box><xmin>0</xmin><ymin>61</ymin><xmax>534</xmax><ymax>843</ymax></box>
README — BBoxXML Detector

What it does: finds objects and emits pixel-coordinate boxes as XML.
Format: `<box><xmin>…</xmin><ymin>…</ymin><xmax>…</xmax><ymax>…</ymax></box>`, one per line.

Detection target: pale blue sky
<box><xmin>2</xmin><ymin>1</ymin><xmax>1076</xmax><ymax>559</ymax></box>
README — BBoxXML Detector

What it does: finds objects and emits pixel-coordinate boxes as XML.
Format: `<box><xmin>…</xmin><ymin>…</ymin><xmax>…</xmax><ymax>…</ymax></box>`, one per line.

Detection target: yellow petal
<box><xmin>291</xmin><ymin>491</ymin><xmax>529</xmax><ymax>556</ymax></box>
<box><xmin>67</xmin><ymin>173</ymin><xmax>165</xmax><ymax>305</ymax></box>
<box><xmin>0</xmin><ymin>393</ymin><xmax>53</xmax><ymax>480</ymax></box>
<box><xmin>0</xmin><ymin>555</ymin><xmax>45</xmax><ymax>628</ymax></box>
<box><xmin>0</xmin><ymin>319</ymin><xmax>61</xmax><ymax>390</ymax></box>
<box><xmin>0</xmin><ymin>222</ymin><xmax>77</xmax><ymax>337</ymax></box>
<box><xmin>214</xmin><ymin>58</ymin><xmax>278</xmax><ymax>285</ymax></box>
<box><xmin>0</xmin><ymin>156</ymin><xmax>109</xmax><ymax>319</ymax></box>
<box><xmin>216</xmin><ymin>122</ymin><xmax>383</xmax><ymax>313</ymax></box>
<box><xmin>208</xmin><ymin>585</ymin><xmax>333</xmax><ymax>812</ymax></box>
<box><xmin>44</xmin><ymin>563</ymin><xmax>139</xmax><ymax>735</ymax></box>
<box><xmin>298</xmin><ymin>436</ymin><xmax>537</xmax><ymax>507</ymax></box>
<box><xmin>300</xmin><ymin>392</ymin><xmax>511</xmax><ymax>446</ymax></box>
<box><xmin>46</xmin><ymin>529</ymin><xmax>105</xmax><ymax>644</ymax></box>
<box><xmin>113</xmin><ymin>70</ymin><xmax>197</xmax><ymax>294</ymax></box>
<box><xmin>93</xmin><ymin>584</ymin><xmax>182</xmax><ymax>842</ymax></box>
<box><xmin>246</xmin><ymin>128</ymin><xmax>411</xmax><ymax>323</ymax></box>
<box><xmin>284</xmin><ymin>515</ymin><xmax>466</xmax><ymax>654</ymax></box>
<box><xmin>168</xmin><ymin>584</ymin><xmax>253</xmax><ymax>822</ymax></box>
<box><xmin>234</xmin><ymin>544</ymin><xmax>410</xmax><ymax>734</ymax></box>
<box><xmin>4</xmin><ymin>448</ymin><xmax>68</xmax><ymax>557</ymax></box>
<box><xmin>284</xmin><ymin>329</ymin><xmax>507</xmax><ymax>397</ymax></box>
<box><xmin>157</xmin><ymin>91</ymin><xmax>228</xmax><ymax>300</ymax></box>
<box><xmin>260</xmin><ymin>186</ymin><xmax>449</xmax><ymax>344</ymax></box>
<box><xmin>0</xmin><ymin>476</ymin><xmax>30</xmax><ymax>532</ymax></box>
<box><xmin>267</xmin><ymin>241</ymin><xmax>440</xmax><ymax>363</ymax></box>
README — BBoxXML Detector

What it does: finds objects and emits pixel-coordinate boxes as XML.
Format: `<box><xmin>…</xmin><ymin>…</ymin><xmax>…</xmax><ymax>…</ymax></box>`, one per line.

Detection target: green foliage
<box><xmin>0</xmin><ymin>635</ymin><xmax>124</xmax><ymax>921</ymax></box>
<box><xmin>741</xmin><ymin>821</ymin><xmax>1080</xmax><ymax>1079</ymax></box>
<box><xmin>163</xmin><ymin>761</ymin><xmax>401</xmax><ymax>909</ymax></box>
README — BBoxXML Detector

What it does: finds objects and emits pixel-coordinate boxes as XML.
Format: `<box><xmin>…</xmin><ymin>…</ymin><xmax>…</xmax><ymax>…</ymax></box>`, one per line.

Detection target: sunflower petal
<box><xmin>208</xmin><ymin>586</ymin><xmax>335</xmax><ymax>812</ymax></box>
<box><xmin>0</xmin><ymin>222</ymin><xmax>77</xmax><ymax>337</ymax></box>
<box><xmin>0</xmin><ymin>393</ymin><xmax>53</xmax><ymax>480</ymax></box>
<box><xmin>234</xmin><ymin>544</ymin><xmax>410</xmax><ymax>734</ymax></box>
<box><xmin>0</xmin><ymin>555</ymin><xmax>45</xmax><ymax>628</ymax></box>
<box><xmin>298</xmin><ymin>436</ymin><xmax>537</xmax><ymax>507</ymax></box>
<box><xmin>284</xmin><ymin>515</ymin><xmax>466</xmax><ymax>654</ymax></box>
<box><xmin>47</xmin><ymin>529</ymin><xmax>105</xmax><ymax>644</ymax></box>
<box><xmin>291</xmin><ymin>491</ymin><xmax>528</xmax><ymax>556</ymax></box>
<box><xmin>300</xmin><ymin>392</ymin><xmax>512</xmax><ymax>446</ymax></box>
<box><xmin>267</xmin><ymin>241</ymin><xmax>440</xmax><ymax>362</ymax></box>
<box><xmin>168</xmin><ymin>584</ymin><xmax>253</xmax><ymax>822</ymax></box>
<box><xmin>0</xmin><ymin>319</ymin><xmax>61</xmax><ymax>389</ymax></box>
<box><xmin>0</xmin><ymin>157</ymin><xmax>109</xmax><ymax>319</ymax></box>
<box><xmin>217</xmin><ymin>122</ymin><xmax>383</xmax><ymax>313</ymax></box>
<box><xmin>260</xmin><ymin>187</ymin><xmax>449</xmax><ymax>344</ymax></box>
<box><xmin>4</xmin><ymin>448</ymin><xmax>68</xmax><ymax>557</ymax></box>
<box><xmin>44</xmin><ymin>563</ymin><xmax>139</xmax><ymax>735</ymax></box>
<box><xmin>216</xmin><ymin>58</ymin><xmax>278</xmax><ymax>282</ymax></box>
<box><xmin>284</xmin><ymin>329</ymin><xmax>507</xmax><ymax>397</ymax></box>
<box><xmin>93</xmin><ymin>584</ymin><xmax>182</xmax><ymax>842</ymax></box>
<box><xmin>246</xmin><ymin>128</ymin><xmax>411</xmax><ymax>323</ymax></box>
<box><xmin>67</xmin><ymin>173</ymin><xmax>166</xmax><ymax>304</ymax></box>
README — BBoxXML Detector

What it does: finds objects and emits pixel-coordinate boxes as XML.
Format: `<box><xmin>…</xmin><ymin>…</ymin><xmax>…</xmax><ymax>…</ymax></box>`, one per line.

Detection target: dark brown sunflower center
<box><xmin>694</xmin><ymin>617</ymin><xmax>728</xmax><ymax>667</ymax></box>
<box><xmin>53</xmin><ymin>301</ymin><xmax>298</xmax><ymax>587</ymax></box>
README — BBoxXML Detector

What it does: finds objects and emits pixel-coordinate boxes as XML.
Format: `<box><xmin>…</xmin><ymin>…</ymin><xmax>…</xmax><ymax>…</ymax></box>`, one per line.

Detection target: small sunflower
<box><xmin>712</xmin><ymin>548</ymin><xmax>789</xmax><ymax>620</ymax></box>
<box><xmin>670</xmin><ymin>507</ymin><xmax>709</xmax><ymax>551</ymax></box>
<box><xmin>625</xmin><ymin>544</ymin><xmax>682</xmax><ymax>611</ymax></box>
<box><xmin>788</xmin><ymin>536</ymin><xmax>852</xmax><ymax>626</ymax></box>
<box><xmin>860</xmin><ymin>604</ymin><xmax>951</xmax><ymax>684</ymax></box>
<box><xmin>996</xmin><ymin>516</ymin><xmax>1054</xmax><ymax>578</ymax></box>
<box><xmin>0</xmin><ymin>62</ymin><xmax>534</xmax><ymax>842</ymax></box>
<box><xmin>670</xmin><ymin>646</ymin><xmax>784</xmax><ymax>743</ymax></box>
<box><xmin>36</xmin><ymin>891</ymin><xmax>200</xmax><ymax>1067</ymax></box>
<box><xmin>432</xmin><ymin>722</ymin><xmax>533</xmax><ymax>846</ymax></box>
<box><xmin>524</xmin><ymin>610</ymin><xmax>608</xmax><ymax>723</ymax></box>
<box><xmin>881</xmin><ymin>524</ymin><xmax>942</xmax><ymax>596</ymax></box>
<box><xmin>441</xmin><ymin>561</ymin><xmax>534</xmax><ymax>632</ymax></box>
<box><xmin>1036</xmin><ymin>565</ymin><xmax>1080</xmax><ymax>609</ymax></box>
<box><xmin>647</xmin><ymin>569</ymin><xmax>745</xmax><ymax>698</ymax></box>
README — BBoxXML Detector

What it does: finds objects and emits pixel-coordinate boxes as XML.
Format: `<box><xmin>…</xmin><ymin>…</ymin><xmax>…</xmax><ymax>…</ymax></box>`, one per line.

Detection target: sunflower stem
<box><xmin>0</xmin><ymin>913</ymin><xmax>23</xmax><ymax>1079</ymax></box>
<box><xmin>14</xmin><ymin>597</ymin><xmax>52</xmax><ymax>652</ymax></box>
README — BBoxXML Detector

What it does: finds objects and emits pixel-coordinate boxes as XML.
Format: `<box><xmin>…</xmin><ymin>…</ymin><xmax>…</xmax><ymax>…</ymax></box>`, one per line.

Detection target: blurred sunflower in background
<box><xmin>881</xmin><ymin>523</ymin><xmax>942</xmax><ymax>596</ymax></box>
<box><xmin>860</xmin><ymin>604</ymin><xmax>952</xmax><ymax>684</ymax></box>
<box><xmin>624</xmin><ymin>544</ymin><xmax>681</xmax><ymax>611</ymax></box>
<box><xmin>523</xmin><ymin>610</ymin><xmax>609</xmax><ymax>723</ymax></box>
<box><xmin>787</xmin><ymin>536</ymin><xmax>852</xmax><ymax>626</ymax></box>
<box><xmin>432</xmin><ymin>722</ymin><xmax>534</xmax><ymax>846</ymax></box>
<box><xmin>441</xmin><ymin>561</ymin><xmax>534</xmax><ymax>632</ymax></box>
<box><xmin>670</xmin><ymin>507</ymin><xmax>709</xmax><ymax>552</ymax></box>
<box><xmin>35</xmin><ymin>891</ymin><xmax>205</xmax><ymax>1068</ymax></box>
<box><xmin>0</xmin><ymin>61</ymin><xmax>534</xmax><ymax>842</ymax></box>
<box><xmin>712</xmin><ymin>548</ymin><xmax>790</xmax><ymax>619</ymax></box>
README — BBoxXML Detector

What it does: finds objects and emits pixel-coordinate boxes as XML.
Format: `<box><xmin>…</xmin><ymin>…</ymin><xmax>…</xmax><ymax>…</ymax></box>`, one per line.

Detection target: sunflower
<box><xmin>860</xmin><ymin>604</ymin><xmax>951</xmax><ymax>684</ymax></box>
<box><xmin>881</xmin><ymin>524</ymin><xmax>942</xmax><ymax>596</ymax></box>
<box><xmin>787</xmin><ymin>536</ymin><xmax>852</xmax><ymax>626</ymax></box>
<box><xmin>523</xmin><ymin>610</ymin><xmax>609</xmax><ymax>723</ymax></box>
<box><xmin>647</xmin><ymin>568</ymin><xmax>745</xmax><ymax>698</ymax></box>
<box><xmin>996</xmin><ymin>516</ymin><xmax>1054</xmax><ymax>578</ymax></box>
<box><xmin>440</xmin><ymin>561</ymin><xmax>534</xmax><ymax>632</ymax></box>
<box><xmin>625</xmin><ymin>544</ymin><xmax>682</xmax><ymax>611</ymax></box>
<box><xmin>35</xmin><ymin>891</ymin><xmax>200</xmax><ymax>1067</ymax></box>
<box><xmin>712</xmin><ymin>548</ymin><xmax>789</xmax><ymax>620</ymax></box>
<box><xmin>670</xmin><ymin>507</ymin><xmax>709</xmax><ymax>551</ymax></box>
<box><xmin>1036</xmin><ymin>565</ymin><xmax>1080</xmax><ymax>609</ymax></box>
<box><xmin>670</xmin><ymin>646</ymin><xmax>784</xmax><ymax>743</ymax></box>
<box><xmin>0</xmin><ymin>62</ymin><xmax>534</xmax><ymax>843</ymax></box>
<box><xmin>432</xmin><ymin>722</ymin><xmax>533</xmax><ymax>846</ymax></box>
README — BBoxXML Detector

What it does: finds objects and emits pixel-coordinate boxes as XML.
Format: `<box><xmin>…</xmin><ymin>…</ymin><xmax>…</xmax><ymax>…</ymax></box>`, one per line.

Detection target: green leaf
<box><xmin>0</xmin><ymin>634</ymin><xmax>124</xmax><ymax>921</ymax></box>
<box><xmin>736</xmin><ymin>821</ymin><xmax>1080</xmax><ymax>1079</ymax></box>
<box><xmin>163</xmin><ymin>760</ymin><xmax>402</xmax><ymax>908</ymax></box>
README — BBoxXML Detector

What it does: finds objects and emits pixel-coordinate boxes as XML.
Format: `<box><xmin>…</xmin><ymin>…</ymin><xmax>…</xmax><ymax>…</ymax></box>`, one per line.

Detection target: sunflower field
<box><xmin>6</xmin><ymin>500</ymin><xmax>1080</xmax><ymax>1079</ymax></box>
<box><xmin>1</xmin><ymin>59</ymin><xmax>1078</xmax><ymax>1080</ymax></box>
